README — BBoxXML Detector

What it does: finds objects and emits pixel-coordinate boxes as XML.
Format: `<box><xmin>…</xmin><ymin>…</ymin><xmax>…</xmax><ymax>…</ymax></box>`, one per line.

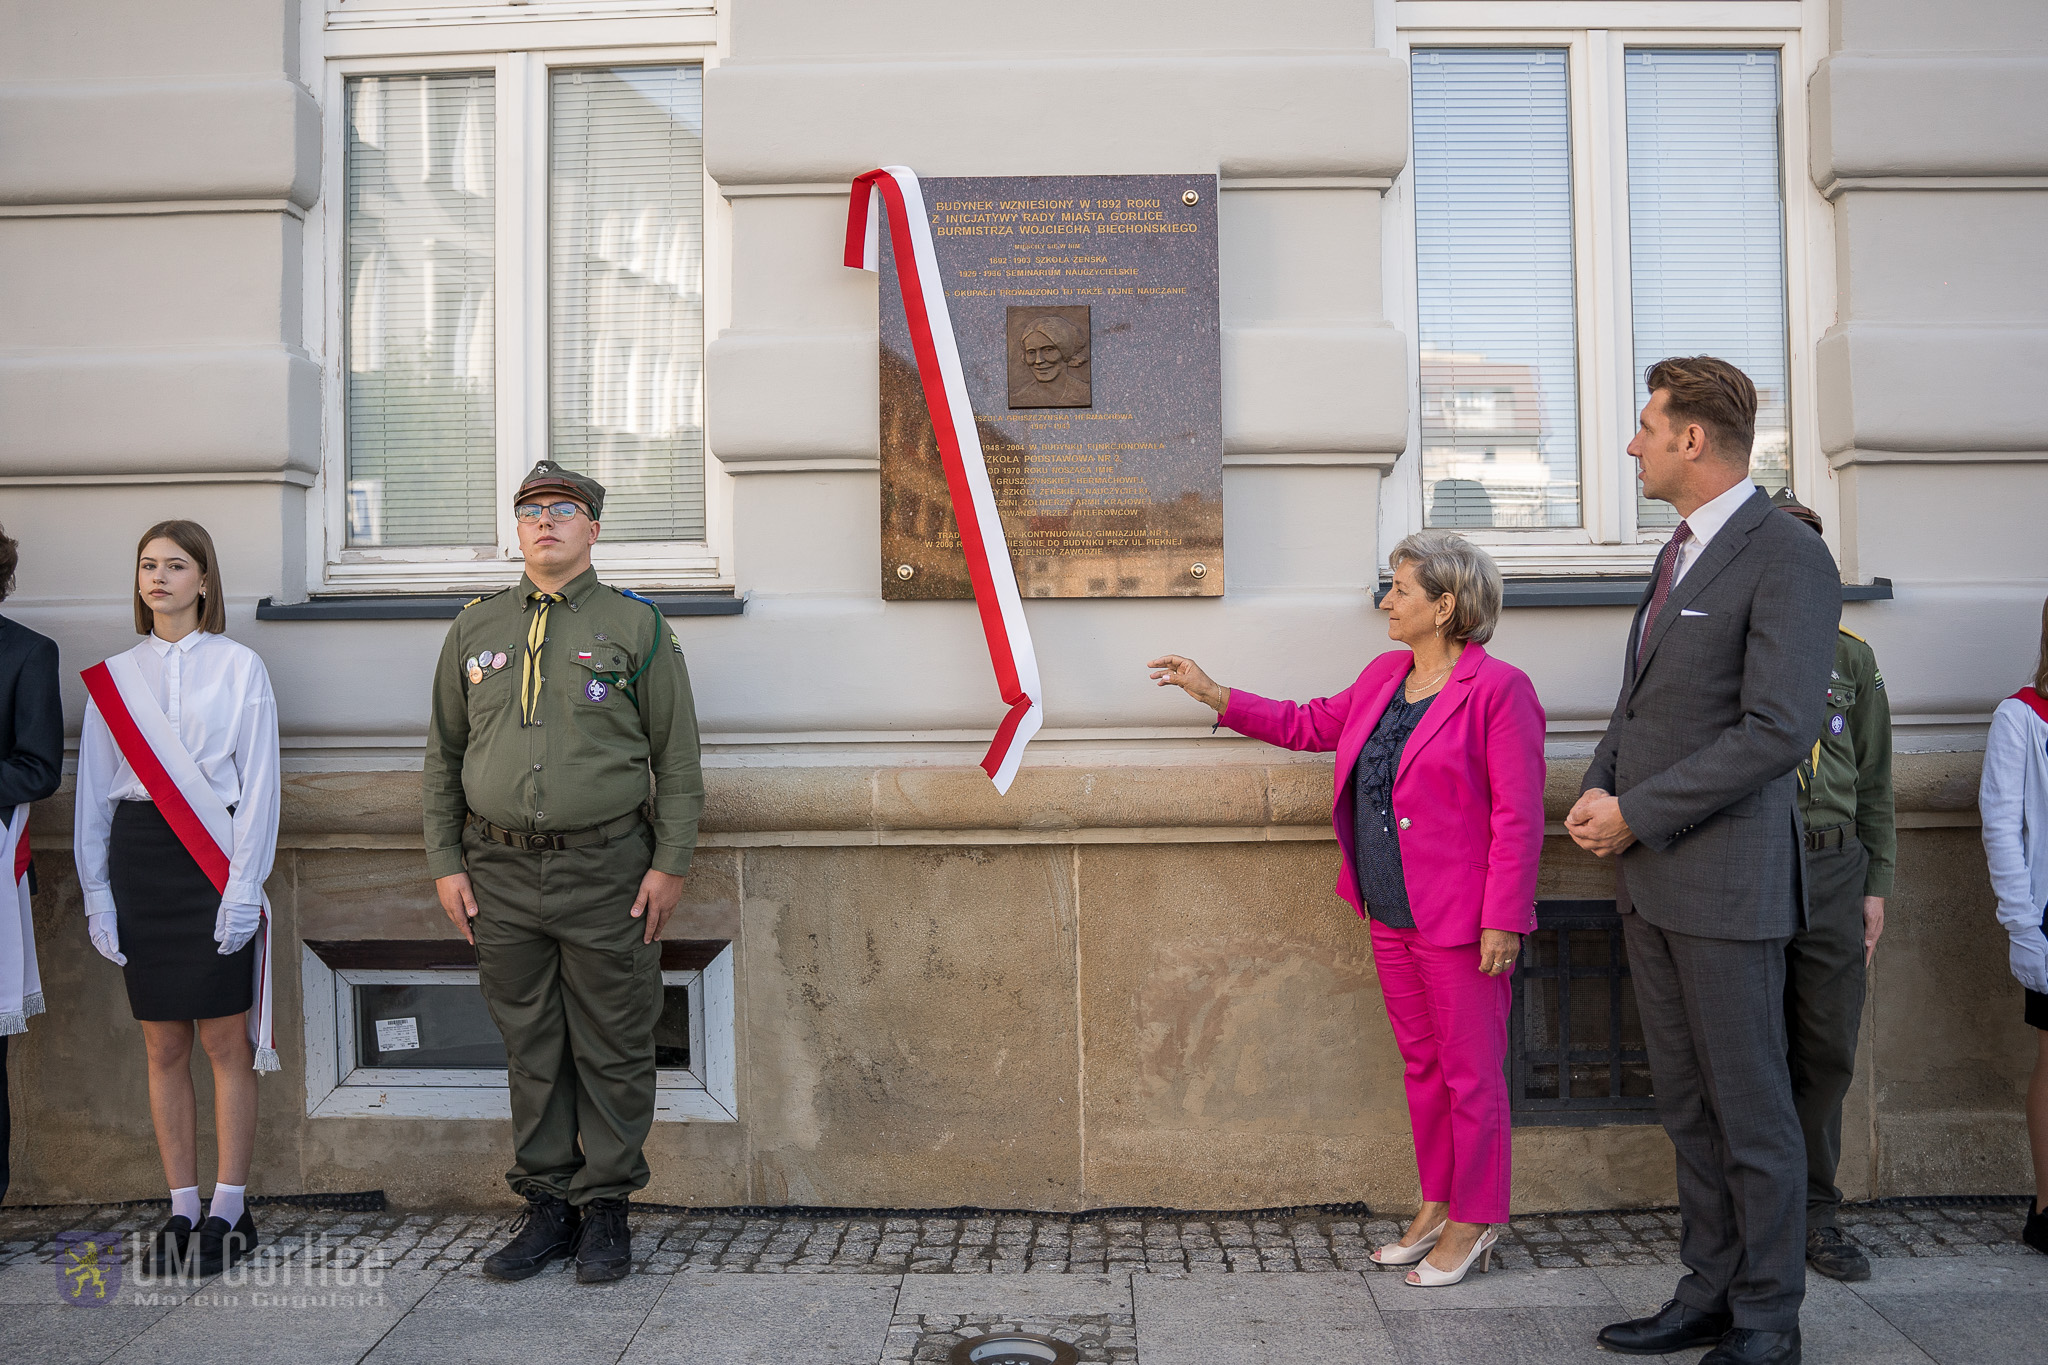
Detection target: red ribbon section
<box><xmin>81</xmin><ymin>662</ymin><xmax>232</xmax><ymax>895</ymax></box>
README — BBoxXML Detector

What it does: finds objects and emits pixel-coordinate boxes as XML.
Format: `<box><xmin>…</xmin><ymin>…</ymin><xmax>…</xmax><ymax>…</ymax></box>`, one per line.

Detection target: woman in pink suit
<box><xmin>1150</xmin><ymin>531</ymin><xmax>1545</xmax><ymax>1287</ymax></box>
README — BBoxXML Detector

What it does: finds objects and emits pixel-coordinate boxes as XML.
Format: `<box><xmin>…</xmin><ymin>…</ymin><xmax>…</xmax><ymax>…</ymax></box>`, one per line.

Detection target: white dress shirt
<box><xmin>75</xmin><ymin>632</ymin><xmax>281</xmax><ymax>917</ymax></box>
<box><xmin>1667</xmin><ymin>479</ymin><xmax>1762</xmax><ymax>588</ymax></box>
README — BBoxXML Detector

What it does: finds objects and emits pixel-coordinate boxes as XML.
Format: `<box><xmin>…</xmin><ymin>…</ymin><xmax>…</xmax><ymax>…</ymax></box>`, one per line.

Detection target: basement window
<box><xmin>1510</xmin><ymin>900</ymin><xmax>1657</xmax><ymax>1126</ymax></box>
<box><xmin>301</xmin><ymin>939</ymin><xmax>734</xmax><ymax>1122</ymax></box>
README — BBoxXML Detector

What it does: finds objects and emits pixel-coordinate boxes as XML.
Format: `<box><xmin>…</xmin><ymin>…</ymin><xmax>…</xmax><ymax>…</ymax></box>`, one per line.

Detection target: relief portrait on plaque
<box><xmin>1006</xmin><ymin>306</ymin><xmax>1092</xmax><ymax>409</ymax></box>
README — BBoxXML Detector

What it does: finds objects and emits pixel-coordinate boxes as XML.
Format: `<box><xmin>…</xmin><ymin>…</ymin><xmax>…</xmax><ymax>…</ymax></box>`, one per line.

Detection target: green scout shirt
<box><xmin>1797</xmin><ymin>627</ymin><xmax>1896</xmax><ymax>897</ymax></box>
<box><xmin>422</xmin><ymin>567</ymin><xmax>704</xmax><ymax>880</ymax></box>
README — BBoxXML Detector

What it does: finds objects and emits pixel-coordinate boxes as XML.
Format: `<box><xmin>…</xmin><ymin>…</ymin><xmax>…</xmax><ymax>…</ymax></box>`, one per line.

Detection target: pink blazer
<box><xmin>1221</xmin><ymin>643</ymin><xmax>1546</xmax><ymax>947</ymax></box>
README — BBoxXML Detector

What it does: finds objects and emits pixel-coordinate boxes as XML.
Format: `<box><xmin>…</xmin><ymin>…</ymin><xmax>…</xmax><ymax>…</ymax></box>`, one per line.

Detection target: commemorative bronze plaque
<box><xmin>878</xmin><ymin>174</ymin><xmax>1222</xmax><ymax>599</ymax></box>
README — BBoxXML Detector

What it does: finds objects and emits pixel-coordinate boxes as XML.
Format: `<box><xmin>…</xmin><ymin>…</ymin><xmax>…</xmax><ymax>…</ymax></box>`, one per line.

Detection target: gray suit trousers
<box><xmin>1625</xmin><ymin>913</ymin><xmax>1806</xmax><ymax>1332</ymax></box>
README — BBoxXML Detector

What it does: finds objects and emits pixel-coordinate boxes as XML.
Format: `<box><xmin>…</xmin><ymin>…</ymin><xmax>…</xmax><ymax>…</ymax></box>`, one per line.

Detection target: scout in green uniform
<box><xmin>423</xmin><ymin>460</ymin><xmax>703</xmax><ymax>1284</ymax></box>
<box><xmin>1773</xmin><ymin>490</ymin><xmax>1895</xmax><ymax>1283</ymax></box>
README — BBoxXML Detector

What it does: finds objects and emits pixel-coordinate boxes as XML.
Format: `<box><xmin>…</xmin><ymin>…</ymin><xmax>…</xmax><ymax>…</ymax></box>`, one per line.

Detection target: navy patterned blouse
<box><xmin>1349</xmin><ymin>687</ymin><xmax>1437</xmax><ymax>928</ymax></box>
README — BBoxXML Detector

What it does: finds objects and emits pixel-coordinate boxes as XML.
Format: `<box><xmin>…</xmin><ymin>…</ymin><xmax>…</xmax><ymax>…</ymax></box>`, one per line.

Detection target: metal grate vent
<box><xmin>1510</xmin><ymin>899</ymin><xmax>1657</xmax><ymax>1126</ymax></box>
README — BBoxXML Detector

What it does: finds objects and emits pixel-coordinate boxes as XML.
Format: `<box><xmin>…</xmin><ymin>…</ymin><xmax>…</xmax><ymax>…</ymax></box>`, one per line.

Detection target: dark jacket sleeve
<box><xmin>1851</xmin><ymin>646</ymin><xmax>1896</xmax><ymax>897</ymax></box>
<box><xmin>1616</xmin><ymin>528</ymin><xmax>1842</xmax><ymax>850</ymax></box>
<box><xmin>0</xmin><ymin>631</ymin><xmax>63</xmax><ymax>810</ymax></box>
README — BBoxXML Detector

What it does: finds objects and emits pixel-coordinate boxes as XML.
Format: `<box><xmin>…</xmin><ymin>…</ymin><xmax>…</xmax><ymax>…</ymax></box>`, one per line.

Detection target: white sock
<box><xmin>171</xmin><ymin>1186</ymin><xmax>202</xmax><ymax>1224</ymax></box>
<box><xmin>209</xmin><ymin>1182</ymin><xmax>246</xmax><ymax>1226</ymax></box>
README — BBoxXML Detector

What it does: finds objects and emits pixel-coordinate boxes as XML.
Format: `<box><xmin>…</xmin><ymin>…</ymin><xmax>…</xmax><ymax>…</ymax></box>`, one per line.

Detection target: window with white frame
<box><xmin>300</xmin><ymin>941</ymin><xmax>736</xmax><ymax>1122</ymax></box>
<box><xmin>320</xmin><ymin>5</ymin><xmax>725</xmax><ymax>592</ymax></box>
<box><xmin>1387</xmin><ymin>5</ymin><xmax>1824</xmax><ymax>572</ymax></box>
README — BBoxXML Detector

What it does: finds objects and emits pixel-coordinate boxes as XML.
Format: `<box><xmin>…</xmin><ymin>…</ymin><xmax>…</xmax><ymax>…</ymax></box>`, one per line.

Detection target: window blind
<box><xmin>344</xmin><ymin>73</ymin><xmax>498</xmax><ymax>547</ymax></box>
<box><xmin>1626</xmin><ymin>49</ymin><xmax>1789</xmax><ymax>532</ymax></box>
<box><xmin>1412</xmin><ymin>48</ymin><xmax>1582</xmax><ymax>530</ymax></box>
<box><xmin>550</xmin><ymin>65</ymin><xmax>706</xmax><ymax>544</ymax></box>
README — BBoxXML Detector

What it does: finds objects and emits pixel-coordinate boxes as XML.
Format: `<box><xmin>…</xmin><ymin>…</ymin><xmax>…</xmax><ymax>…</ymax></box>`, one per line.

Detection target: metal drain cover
<box><xmin>948</xmin><ymin>1332</ymin><xmax>1081</xmax><ymax>1365</ymax></box>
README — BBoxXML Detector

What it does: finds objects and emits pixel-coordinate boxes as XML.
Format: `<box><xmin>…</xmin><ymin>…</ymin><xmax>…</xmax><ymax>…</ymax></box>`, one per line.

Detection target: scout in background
<box><xmin>74</xmin><ymin>520</ymin><xmax>281</xmax><ymax>1277</ymax></box>
<box><xmin>423</xmin><ymin>461</ymin><xmax>704</xmax><ymax>1285</ymax></box>
<box><xmin>1771</xmin><ymin>489</ymin><xmax>1896</xmax><ymax>1283</ymax></box>
<box><xmin>0</xmin><ymin>523</ymin><xmax>64</xmax><ymax>1206</ymax></box>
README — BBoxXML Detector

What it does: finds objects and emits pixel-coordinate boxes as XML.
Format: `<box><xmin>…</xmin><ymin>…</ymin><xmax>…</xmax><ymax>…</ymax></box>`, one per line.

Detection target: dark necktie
<box><xmin>1637</xmin><ymin>521</ymin><xmax>1693</xmax><ymax>661</ymax></box>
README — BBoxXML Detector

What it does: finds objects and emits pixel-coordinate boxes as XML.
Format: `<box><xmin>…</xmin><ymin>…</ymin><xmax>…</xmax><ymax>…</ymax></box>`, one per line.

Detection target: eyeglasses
<box><xmin>514</xmin><ymin>501</ymin><xmax>586</xmax><ymax>523</ymax></box>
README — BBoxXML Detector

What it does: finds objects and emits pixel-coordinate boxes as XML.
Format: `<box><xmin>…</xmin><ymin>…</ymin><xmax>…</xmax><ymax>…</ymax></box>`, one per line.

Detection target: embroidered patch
<box><xmin>576</xmin><ymin>650</ymin><xmax>594</xmax><ymax>662</ymax></box>
<box><xmin>1829</xmin><ymin>713</ymin><xmax>1846</xmax><ymax>735</ymax></box>
<box><xmin>585</xmin><ymin>679</ymin><xmax>609</xmax><ymax>702</ymax></box>
<box><xmin>671</xmin><ymin>631</ymin><xmax>684</xmax><ymax>655</ymax></box>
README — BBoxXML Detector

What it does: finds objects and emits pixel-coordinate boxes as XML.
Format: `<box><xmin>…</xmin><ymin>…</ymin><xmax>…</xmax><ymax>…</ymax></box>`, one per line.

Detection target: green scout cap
<box><xmin>1769</xmin><ymin>486</ymin><xmax>1822</xmax><ymax>536</ymax></box>
<box><xmin>515</xmin><ymin>460</ymin><xmax>606</xmax><ymax>520</ymax></box>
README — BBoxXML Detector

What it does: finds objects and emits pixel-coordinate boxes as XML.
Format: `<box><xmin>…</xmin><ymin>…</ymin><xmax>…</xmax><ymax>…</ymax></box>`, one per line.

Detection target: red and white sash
<box><xmin>82</xmin><ymin>656</ymin><xmax>278</xmax><ymax>1072</ymax></box>
<box><xmin>0</xmin><ymin>804</ymin><xmax>40</xmax><ymax>1036</ymax></box>
<box><xmin>845</xmin><ymin>166</ymin><xmax>1044</xmax><ymax>793</ymax></box>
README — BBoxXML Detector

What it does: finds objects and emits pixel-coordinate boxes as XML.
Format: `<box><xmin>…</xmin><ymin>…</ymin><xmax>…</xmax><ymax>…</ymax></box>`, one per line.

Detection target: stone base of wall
<box><xmin>8</xmin><ymin>754</ymin><xmax>2028</xmax><ymax>1212</ymax></box>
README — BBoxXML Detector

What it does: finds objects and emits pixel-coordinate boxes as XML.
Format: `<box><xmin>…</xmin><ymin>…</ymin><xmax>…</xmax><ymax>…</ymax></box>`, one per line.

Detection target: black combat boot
<box><xmin>1805</xmin><ymin>1226</ymin><xmax>1870</xmax><ymax>1281</ymax></box>
<box><xmin>482</xmin><ymin>1192</ymin><xmax>580</xmax><ymax>1281</ymax></box>
<box><xmin>573</xmin><ymin>1198</ymin><xmax>631</xmax><ymax>1284</ymax></box>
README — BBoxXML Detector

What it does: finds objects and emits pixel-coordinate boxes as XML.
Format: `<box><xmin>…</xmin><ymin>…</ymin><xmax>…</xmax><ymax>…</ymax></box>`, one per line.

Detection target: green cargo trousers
<box><xmin>1785</xmin><ymin>831</ymin><xmax>1870</xmax><ymax>1232</ymax></box>
<box><xmin>464</xmin><ymin>818</ymin><xmax>662</xmax><ymax>1206</ymax></box>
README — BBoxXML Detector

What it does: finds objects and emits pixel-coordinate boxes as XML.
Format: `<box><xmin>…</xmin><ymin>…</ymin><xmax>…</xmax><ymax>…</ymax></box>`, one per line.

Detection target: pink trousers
<box><xmin>1370</xmin><ymin>919</ymin><xmax>1514</xmax><ymax>1224</ymax></box>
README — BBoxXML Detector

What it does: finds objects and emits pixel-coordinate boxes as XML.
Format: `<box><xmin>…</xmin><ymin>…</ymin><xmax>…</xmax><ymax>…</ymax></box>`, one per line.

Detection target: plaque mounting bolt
<box><xmin>1182</xmin><ymin>189</ymin><xmax>1200</xmax><ymax>206</ymax></box>
<box><xmin>1190</xmin><ymin>562</ymin><xmax>1208</xmax><ymax>579</ymax></box>
<box><xmin>895</xmin><ymin>564</ymin><xmax>915</xmax><ymax>580</ymax></box>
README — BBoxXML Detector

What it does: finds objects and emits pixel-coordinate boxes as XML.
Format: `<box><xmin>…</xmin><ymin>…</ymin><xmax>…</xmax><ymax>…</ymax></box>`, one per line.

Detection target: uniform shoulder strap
<box><xmin>462</xmin><ymin>587</ymin><xmax>510</xmax><ymax>611</ymax></box>
<box><xmin>1837</xmin><ymin>625</ymin><xmax>1867</xmax><ymax>644</ymax></box>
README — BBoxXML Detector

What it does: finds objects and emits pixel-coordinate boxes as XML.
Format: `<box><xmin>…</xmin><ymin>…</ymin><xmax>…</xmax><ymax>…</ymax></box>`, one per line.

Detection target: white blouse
<box><xmin>75</xmin><ymin>632</ymin><xmax>282</xmax><ymax>916</ymax></box>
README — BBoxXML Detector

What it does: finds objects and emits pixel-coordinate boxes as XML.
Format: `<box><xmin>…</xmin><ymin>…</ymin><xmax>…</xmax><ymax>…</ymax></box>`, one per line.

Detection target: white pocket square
<box><xmin>1680</xmin><ymin>609</ymin><xmax>1708</xmax><ymax>617</ymax></box>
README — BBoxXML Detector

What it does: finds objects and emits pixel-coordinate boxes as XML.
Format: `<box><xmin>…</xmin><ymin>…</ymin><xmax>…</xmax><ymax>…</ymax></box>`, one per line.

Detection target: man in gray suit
<box><xmin>1568</xmin><ymin>357</ymin><xmax>1839</xmax><ymax>1365</ymax></box>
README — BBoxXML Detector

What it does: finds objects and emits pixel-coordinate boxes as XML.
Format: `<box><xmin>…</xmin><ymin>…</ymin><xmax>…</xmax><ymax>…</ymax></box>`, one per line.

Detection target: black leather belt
<box><xmin>1804</xmin><ymin>824</ymin><xmax>1850</xmax><ymax>852</ymax></box>
<box><xmin>468</xmin><ymin>807</ymin><xmax>644</xmax><ymax>852</ymax></box>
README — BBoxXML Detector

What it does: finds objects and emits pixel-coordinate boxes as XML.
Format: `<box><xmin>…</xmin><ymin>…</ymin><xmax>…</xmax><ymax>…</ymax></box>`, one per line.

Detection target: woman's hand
<box><xmin>1148</xmin><ymin>654</ymin><xmax>1229</xmax><ymax>714</ymax></box>
<box><xmin>1479</xmin><ymin>929</ymin><xmax>1522</xmax><ymax>977</ymax></box>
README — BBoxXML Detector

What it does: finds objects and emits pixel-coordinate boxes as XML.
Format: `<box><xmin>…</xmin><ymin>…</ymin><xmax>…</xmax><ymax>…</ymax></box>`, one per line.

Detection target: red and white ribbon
<box><xmin>82</xmin><ymin>658</ymin><xmax>277</xmax><ymax>1071</ymax></box>
<box><xmin>846</xmin><ymin>166</ymin><xmax>1043</xmax><ymax>792</ymax></box>
<box><xmin>0</xmin><ymin>805</ymin><xmax>40</xmax><ymax>1036</ymax></box>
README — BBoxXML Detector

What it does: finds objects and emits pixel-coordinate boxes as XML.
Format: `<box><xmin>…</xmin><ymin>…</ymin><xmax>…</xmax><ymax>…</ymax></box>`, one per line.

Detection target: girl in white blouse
<box><xmin>74</xmin><ymin>520</ymin><xmax>279</xmax><ymax>1277</ymax></box>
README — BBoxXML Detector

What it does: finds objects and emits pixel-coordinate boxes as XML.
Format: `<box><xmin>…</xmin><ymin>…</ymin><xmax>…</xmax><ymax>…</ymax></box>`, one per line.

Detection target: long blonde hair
<box><xmin>2035</xmin><ymin>595</ymin><xmax>2048</xmax><ymax>695</ymax></box>
<box><xmin>133</xmin><ymin>520</ymin><xmax>227</xmax><ymax>635</ymax></box>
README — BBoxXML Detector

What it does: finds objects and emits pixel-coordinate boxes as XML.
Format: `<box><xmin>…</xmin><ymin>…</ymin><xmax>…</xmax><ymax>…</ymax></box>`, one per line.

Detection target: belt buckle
<box><xmin>525</xmin><ymin>832</ymin><xmax>554</xmax><ymax>852</ymax></box>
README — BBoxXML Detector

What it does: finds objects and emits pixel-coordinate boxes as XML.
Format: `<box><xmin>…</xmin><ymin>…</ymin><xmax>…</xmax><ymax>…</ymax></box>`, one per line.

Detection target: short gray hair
<box><xmin>1387</xmin><ymin>530</ymin><xmax>1504</xmax><ymax>646</ymax></box>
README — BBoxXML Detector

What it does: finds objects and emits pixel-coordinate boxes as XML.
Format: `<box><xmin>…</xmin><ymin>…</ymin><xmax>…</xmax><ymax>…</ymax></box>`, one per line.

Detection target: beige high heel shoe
<box><xmin>1369</xmin><ymin>1219</ymin><xmax>1446</xmax><ymax>1266</ymax></box>
<box><xmin>1405</xmin><ymin>1226</ymin><xmax>1497</xmax><ymax>1286</ymax></box>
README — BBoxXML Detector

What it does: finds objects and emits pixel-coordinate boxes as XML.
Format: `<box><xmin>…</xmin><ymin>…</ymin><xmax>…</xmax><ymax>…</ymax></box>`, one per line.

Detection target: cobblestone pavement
<box><xmin>0</xmin><ymin>1198</ymin><xmax>2031</xmax><ymax>1276</ymax></box>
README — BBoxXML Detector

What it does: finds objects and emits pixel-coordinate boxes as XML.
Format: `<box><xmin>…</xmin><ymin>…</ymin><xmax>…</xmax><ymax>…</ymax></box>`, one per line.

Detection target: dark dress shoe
<box><xmin>482</xmin><ymin>1193</ymin><xmax>580</xmax><ymax>1281</ymax></box>
<box><xmin>1805</xmin><ymin>1226</ymin><xmax>1871</xmax><ymax>1281</ymax></box>
<box><xmin>1701</xmin><ymin>1328</ymin><xmax>1800</xmax><ymax>1365</ymax></box>
<box><xmin>1597</xmin><ymin>1298</ymin><xmax>1734</xmax><ymax>1354</ymax></box>
<box><xmin>2023</xmin><ymin>1203</ymin><xmax>2048</xmax><ymax>1256</ymax></box>
<box><xmin>573</xmin><ymin>1198</ymin><xmax>631</xmax><ymax>1284</ymax></box>
<box><xmin>144</xmin><ymin>1214</ymin><xmax>196</xmax><ymax>1277</ymax></box>
<box><xmin>194</xmin><ymin>1211</ymin><xmax>259</xmax><ymax>1277</ymax></box>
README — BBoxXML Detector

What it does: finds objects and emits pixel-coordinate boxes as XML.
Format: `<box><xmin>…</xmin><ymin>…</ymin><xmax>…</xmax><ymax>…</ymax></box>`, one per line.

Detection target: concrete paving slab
<box><xmin>362</xmin><ymin>1306</ymin><xmax>653</xmax><ymax>1365</ymax></box>
<box><xmin>1379</xmin><ymin>1305</ymin><xmax>1626</xmax><ymax>1363</ymax></box>
<box><xmin>413</xmin><ymin>1260</ymin><xmax>668</xmax><ymax>1310</ymax></box>
<box><xmin>1848</xmin><ymin>1254</ymin><xmax>2048</xmax><ymax>1365</ymax></box>
<box><xmin>896</xmin><ymin>1270</ymin><xmax>1127</xmax><ymax>1317</ymax></box>
<box><xmin>622</xmin><ymin>1277</ymin><xmax>901</xmax><ymax>1364</ymax></box>
<box><xmin>0</xmin><ymin>1305</ymin><xmax>174</xmax><ymax>1365</ymax></box>
<box><xmin>1133</xmin><ymin>1271</ymin><xmax>1388</xmax><ymax>1363</ymax></box>
<box><xmin>1366</xmin><ymin>1264</ymin><xmax>1620</xmax><ymax>1314</ymax></box>
<box><xmin>100</xmin><ymin>1269</ymin><xmax>443</xmax><ymax>1365</ymax></box>
<box><xmin>1594</xmin><ymin>1265</ymin><xmax>1935</xmax><ymax>1365</ymax></box>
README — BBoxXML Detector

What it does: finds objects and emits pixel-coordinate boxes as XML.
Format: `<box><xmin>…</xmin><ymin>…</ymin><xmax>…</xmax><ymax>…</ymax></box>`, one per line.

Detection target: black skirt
<box><xmin>110</xmin><ymin>801</ymin><xmax>255</xmax><ymax>1021</ymax></box>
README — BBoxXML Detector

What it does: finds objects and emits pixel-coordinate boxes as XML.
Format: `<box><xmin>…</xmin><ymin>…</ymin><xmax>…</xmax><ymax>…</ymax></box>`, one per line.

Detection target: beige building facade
<box><xmin>2</xmin><ymin>0</ymin><xmax>2045</xmax><ymax>1213</ymax></box>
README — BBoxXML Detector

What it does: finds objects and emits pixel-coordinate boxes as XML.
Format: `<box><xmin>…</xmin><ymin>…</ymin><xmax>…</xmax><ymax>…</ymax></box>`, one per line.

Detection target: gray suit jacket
<box><xmin>1582</xmin><ymin>487</ymin><xmax>1841</xmax><ymax>941</ymax></box>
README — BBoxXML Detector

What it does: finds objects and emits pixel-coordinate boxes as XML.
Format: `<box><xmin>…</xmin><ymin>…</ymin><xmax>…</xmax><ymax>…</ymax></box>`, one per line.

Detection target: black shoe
<box><xmin>1701</xmin><ymin>1328</ymin><xmax>1800</xmax><ymax>1365</ymax></box>
<box><xmin>1597</xmin><ymin>1298</ymin><xmax>1734</xmax><ymax>1355</ymax></box>
<box><xmin>194</xmin><ymin>1211</ymin><xmax>259</xmax><ymax>1277</ymax></box>
<box><xmin>143</xmin><ymin>1215</ymin><xmax>196</xmax><ymax>1277</ymax></box>
<box><xmin>482</xmin><ymin>1193</ymin><xmax>580</xmax><ymax>1281</ymax></box>
<box><xmin>2024</xmin><ymin>1203</ymin><xmax>2048</xmax><ymax>1256</ymax></box>
<box><xmin>1805</xmin><ymin>1226</ymin><xmax>1870</xmax><ymax>1281</ymax></box>
<box><xmin>573</xmin><ymin>1198</ymin><xmax>631</xmax><ymax>1284</ymax></box>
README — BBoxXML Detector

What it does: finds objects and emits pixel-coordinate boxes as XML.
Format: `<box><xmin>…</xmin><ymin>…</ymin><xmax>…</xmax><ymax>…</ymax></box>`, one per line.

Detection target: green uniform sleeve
<box><xmin>422</xmin><ymin>618</ymin><xmax>474</xmax><ymax>880</ymax></box>
<box><xmin>1850</xmin><ymin>646</ymin><xmax>1895</xmax><ymax>897</ymax></box>
<box><xmin>636</xmin><ymin>613</ymin><xmax>704</xmax><ymax>876</ymax></box>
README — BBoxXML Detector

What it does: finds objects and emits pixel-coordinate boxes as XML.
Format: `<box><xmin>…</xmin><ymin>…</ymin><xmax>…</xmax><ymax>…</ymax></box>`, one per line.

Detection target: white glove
<box><xmin>87</xmin><ymin>911</ymin><xmax>127</xmax><ymax>966</ymax></box>
<box><xmin>2010</xmin><ymin>927</ymin><xmax>2048</xmax><ymax>997</ymax></box>
<box><xmin>214</xmin><ymin>900</ymin><xmax>263</xmax><ymax>956</ymax></box>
